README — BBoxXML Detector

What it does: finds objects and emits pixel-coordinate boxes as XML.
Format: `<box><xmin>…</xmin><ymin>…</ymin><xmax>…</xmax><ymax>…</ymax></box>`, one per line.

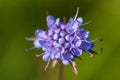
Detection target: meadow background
<box><xmin>0</xmin><ymin>0</ymin><xmax>120</xmax><ymax>80</ymax></box>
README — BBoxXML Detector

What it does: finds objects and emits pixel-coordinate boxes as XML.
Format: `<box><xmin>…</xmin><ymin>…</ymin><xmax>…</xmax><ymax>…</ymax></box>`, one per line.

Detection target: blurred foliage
<box><xmin>0</xmin><ymin>0</ymin><xmax>120</xmax><ymax>80</ymax></box>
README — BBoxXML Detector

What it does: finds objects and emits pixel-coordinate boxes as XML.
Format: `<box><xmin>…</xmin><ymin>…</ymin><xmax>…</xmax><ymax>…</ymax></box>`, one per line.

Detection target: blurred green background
<box><xmin>0</xmin><ymin>0</ymin><xmax>120</xmax><ymax>80</ymax></box>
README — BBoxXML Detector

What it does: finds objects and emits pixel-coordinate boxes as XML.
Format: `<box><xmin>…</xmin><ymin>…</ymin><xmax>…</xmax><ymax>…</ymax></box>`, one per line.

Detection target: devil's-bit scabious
<box><xmin>26</xmin><ymin>8</ymin><xmax>96</xmax><ymax>75</ymax></box>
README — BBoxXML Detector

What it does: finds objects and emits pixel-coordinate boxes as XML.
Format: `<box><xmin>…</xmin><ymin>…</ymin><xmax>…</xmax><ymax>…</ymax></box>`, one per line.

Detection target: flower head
<box><xmin>26</xmin><ymin>8</ymin><xmax>96</xmax><ymax>75</ymax></box>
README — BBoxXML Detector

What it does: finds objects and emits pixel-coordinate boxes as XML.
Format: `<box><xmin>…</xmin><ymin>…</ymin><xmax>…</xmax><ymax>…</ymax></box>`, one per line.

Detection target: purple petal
<box><xmin>53</xmin><ymin>33</ymin><xmax>59</xmax><ymax>40</ymax></box>
<box><xmin>58</xmin><ymin>38</ymin><xmax>65</xmax><ymax>44</ymax></box>
<box><xmin>39</xmin><ymin>40</ymin><xmax>44</xmax><ymax>46</ymax></box>
<box><xmin>62</xmin><ymin>60</ymin><xmax>70</xmax><ymax>65</ymax></box>
<box><xmin>54</xmin><ymin>28</ymin><xmax>61</xmax><ymax>33</ymax></box>
<box><xmin>65</xmin><ymin>35</ymin><xmax>74</xmax><ymax>41</ymax></box>
<box><xmin>43</xmin><ymin>53</ymin><xmax>51</xmax><ymax>61</ymax></box>
<box><xmin>64</xmin><ymin>42</ymin><xmax>71</xmax><ymax>48</ymax></box>
<box><xmin>35</xmin><ymin>29</ymin><xmax>42</xmax><ymax>36</ymax></box>
<box><xmin>75</xmin><ymin>39</ymin><xmax>82</xmax><ymax>47</ymax></box>
<box><xmin>34</xmin><ymin>39</ymin><xmax>41</xmax><ymax>48</ymax></box>
<box><xmin>60</xmin><ymin>31</ymin><xmax>66</xmax><ymax>37</ymax></box>
<box><xmin>55</xmin><ymin>18</ymin><xmax>60</xmax><ymax>26</ymax></box>
<box><xmin>61</xmin><ymin>24</ymin><xmax>65</xmax><ymax>29</ymax></box>
<box><xmin>72</xmin><ymin>17</ymin><xmax>83</xmax><ymax>32</ymax></box>
<box><xmin>63</xmin><ymin>51</ymin><xmax>74</xmax><ymax>60</ymax></box>
<box><xmin>71</xmin><ymin>48</ymin><xmax>81</xmax><ymax>56</ymax></box>
<box><xmin>83</xmin><ymin>31</ymin><xmax>89</xmax><ymax>38</ymax></box>
<box><xmin>48</xmin><ymin>29</ymin><xmax>54</xmax><ymax>36</ymax></box>
<box><xmin>76</xmin><ymin>17</ymin><xmax>83</xmax><ymax>25</ymax></box>
<box><xmin>46</xmin><ymin>15</ymin><xmax>55</xmax><ymax>28</ymax></box>
<box><xmin>35</xmin><ymin>30</ymin><xmax>47</xmax><ymax>39</ymax></box>
<box><xmin>67</xmin><ymin>18</ymin><xmax>74</xmax><ymax>27</ymax></box>
<box><xmin>79</xmin><ymin>41</ymin><xmax>94</xmax><ymax>51</ymax></box>
<box><xmin>54</xmin><ymin>53</ymin><xmax>61</xmax><ymax>59</ymax></box>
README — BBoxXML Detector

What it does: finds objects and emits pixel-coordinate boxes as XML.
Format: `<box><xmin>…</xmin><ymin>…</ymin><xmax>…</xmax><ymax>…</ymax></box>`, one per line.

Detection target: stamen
<box><xmin>35</xmin><ymin>53</ymin><xmax>44</xmax><ymax>57</ymax></box>
<box><xmin>92</xmin><ymin>38</ymin><xmax>104</xmax><ymax>42</ymax></box>
<box><xmin>88</xmin><ymin>52</ymin><xmax>94</xmax><ymax>58</ymax></box>
<box><xmin>74</xmin><ymin>7</ymin><xmax>79</xmax><ymax>21</ymax></box>
<box><xmin>89</xmin><ymin>49</ymin><xmax>97</xmax><ymax>54</ymax></box>
<box><xmin>44</xmin><ymin>58</ymin><xmax>51</xmax><ymax>71</ymax></box>
<box><xmin>91</xmin><ymin>38</ymin><xmax>98</xmax><ymax>42</ymax></box>
<box><xmin>25</xmin><ymin>37</ymin><xmax>36</xmax><ymax>41</ymax></box>
<box><xmin>46</xmin><ymin>10</ymin><xmax>50</xmax><ymax>16</ymax></box>
<box><xmin>76</xmin><ymin>56</ymin><xmax>82</xmax><ymax>60</ymax></box>
<box><xmin>100</xmin><ymin>38</ymin><xmax>104</xmax><ymax>42</ymax></box>
<box><xmin>81</xmin><ymin>20</ymin><xmax>91</xmax><ymax>26</ymax></box>
<box><xmin>100</xmin><ymin>48</ymin><xmax>103</xmax><ymax>53</ymax></box>
<box><xmin>25</xmin><ymin>47</ymin><xmax>35</xmax><ymax>52</ymax></box>
<box><xmin>49</xmin><ymin>60</ymin><xmax>58</xmax><ymax>70</ymax></box>
<box><xmin>63</xmin><ymin>17</ymin><xmax>66</xmax><ymax>23</ymax></box>
<box><xmin>70</xmin><ymin>61</ymin><xmax>78</xmax><ymax>76</ymax></box>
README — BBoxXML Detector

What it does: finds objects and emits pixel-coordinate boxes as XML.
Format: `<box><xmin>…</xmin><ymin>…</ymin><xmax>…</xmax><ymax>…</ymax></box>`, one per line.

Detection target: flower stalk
<box><xmin>58</xmin><ymin>62</ymin><xmax>63</xmax><ymax>80</ymax></box>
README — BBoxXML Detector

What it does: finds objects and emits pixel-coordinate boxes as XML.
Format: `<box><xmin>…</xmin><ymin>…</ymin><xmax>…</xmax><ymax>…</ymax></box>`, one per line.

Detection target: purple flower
<box><xmin>26</xmin><ymin>7</ymin><xmax>96</xmax><ymax>75</ymax></box>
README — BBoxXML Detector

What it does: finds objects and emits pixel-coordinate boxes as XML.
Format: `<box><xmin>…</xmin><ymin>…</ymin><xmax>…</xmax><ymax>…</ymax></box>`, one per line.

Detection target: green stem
<box><xmin>58</xmin><ymin>62</ymin><xmax>63</xmax><ymax>80</ymax></box>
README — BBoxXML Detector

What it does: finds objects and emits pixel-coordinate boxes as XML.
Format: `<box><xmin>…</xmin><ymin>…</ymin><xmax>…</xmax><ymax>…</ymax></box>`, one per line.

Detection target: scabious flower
<box><xmin>26</xmin><ymin>8</ymin><xmax>96</xmax><ymax>75</ymax></box>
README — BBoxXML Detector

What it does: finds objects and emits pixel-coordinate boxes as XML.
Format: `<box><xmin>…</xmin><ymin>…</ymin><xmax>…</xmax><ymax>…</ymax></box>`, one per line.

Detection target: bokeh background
<box><xmin>0</xmin><ymin>0</ymin><xmax>120</xmax><ymax>80</ymax></box>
